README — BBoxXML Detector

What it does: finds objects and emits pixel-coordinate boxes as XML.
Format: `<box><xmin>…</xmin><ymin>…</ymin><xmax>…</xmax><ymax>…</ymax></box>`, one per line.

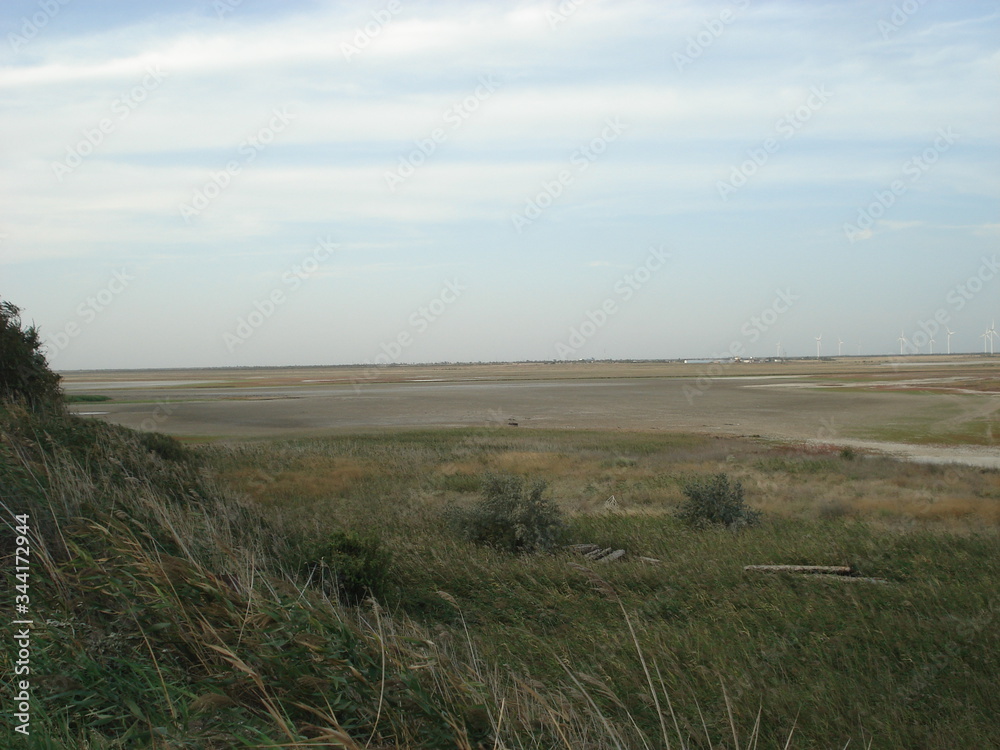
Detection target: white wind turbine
<box><xmin>897</xmin><ymin>330</ymin><xmax>908</xmax><ymax>355</ymax></box>
<box><xmin>989</xmin><ymin>321</ymin><xmax>997</xmax><ymax>355</ymax></box>
<box><xmin>946</xmin><ymin>327</ymin><xmax>955</xmax><ymax>355</ymax></box>
<box><xmin>837</xmin><ymin>336</ymin><xmax>844</xmax><ymax>356</ymax></box>
<box><xmin>815</xmin><ymin>334</ymin><xmax>822</xmax><ymax>359</ymax></box>
<box><xmin>775</xmin><ymin>341</ymin><xmax>781</xmax><ymax>358</ymax></box>
<box><xmin>929</xmin><ymin>338</ymin><xmax>935</xmax><ymax>354</ymax></box>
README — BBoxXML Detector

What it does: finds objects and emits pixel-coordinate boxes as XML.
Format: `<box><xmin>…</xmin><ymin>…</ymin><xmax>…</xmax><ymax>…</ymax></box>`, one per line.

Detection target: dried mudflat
<box><xmin>62</xmin><ymin>356</ymin><xmax>1000</xmax><ymax>467</ymax></box>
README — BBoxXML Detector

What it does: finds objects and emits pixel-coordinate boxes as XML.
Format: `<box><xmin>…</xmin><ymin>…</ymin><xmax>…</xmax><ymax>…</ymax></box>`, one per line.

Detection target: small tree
<box><xmin>448</xmin><ymin>474</ymin><xmax>563</xmax><ymax>554</ymax></box>
<box><xmin>0</xmin><ymin>299</ymin><xmax>62</xmax><ymax>409</ymax></box>
<box><xmin>678</xmin><ymin>473</ymin><xmax>761</xmax><ymax>530</ymax></box>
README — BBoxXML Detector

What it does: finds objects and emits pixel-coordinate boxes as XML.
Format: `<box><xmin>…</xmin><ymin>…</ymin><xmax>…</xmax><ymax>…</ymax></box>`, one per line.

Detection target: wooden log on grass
<box><xmin>597</xmin><ymin>549</ymin><xmax>626</xmax><ymax>564</ymax></box>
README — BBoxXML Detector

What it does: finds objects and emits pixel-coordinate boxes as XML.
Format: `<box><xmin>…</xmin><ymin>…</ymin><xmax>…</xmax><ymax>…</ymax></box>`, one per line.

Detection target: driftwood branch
<box><xmin>564</xmin><ymin>544</ymin><xmax>661</xmax><ymax>564</ymax></box>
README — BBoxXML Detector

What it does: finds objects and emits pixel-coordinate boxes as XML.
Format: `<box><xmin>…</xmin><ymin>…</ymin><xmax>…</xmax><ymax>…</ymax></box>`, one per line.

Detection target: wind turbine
<box><xmin>815</xmin><ymin>334</ymin><xmax>822</xmax><ymax>359</ymax></box>
<box><xmin>837</xmin><ymin>336</ymin><xmax>844</xmax><ymax>357</ymax></box>
<box><xmin>946</xmin><ymin>327</ymin><xmax>955</xmax><ymax>355</ymax></box>
<box><xmin>929</xmin><ymin>338</ymin><xmax>935</xmax><ymax>355</ymax></box>
<box><xmin>989</xmin><ymin>321</ymin><xmax>997</xmax><ymax>355</ymax></box>
<box><xmin>775</xmin><ymin>341</ymin><xmax>781</xmax><ymax>358</ymax></box>
<box><xmin>897</xmin><ymin>330</ymin><xmax>908</xmax><ymax>355</ymax></box>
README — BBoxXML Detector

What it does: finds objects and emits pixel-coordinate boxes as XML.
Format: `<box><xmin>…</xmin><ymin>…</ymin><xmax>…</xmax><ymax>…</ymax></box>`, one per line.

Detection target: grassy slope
<box><xmin>0</xmin><ymin>406</ymin><xmax>490</xmax><ymax>749</ymax></box>
<box><xmin>208</xmin><ymin>428</ymin><xmax>1000</xmax><ymax>748</ymax></box>
<box><xmin>3</xmin><ymin>409</ymin><xmax>1000</xmax><ymax>748</ymax></box>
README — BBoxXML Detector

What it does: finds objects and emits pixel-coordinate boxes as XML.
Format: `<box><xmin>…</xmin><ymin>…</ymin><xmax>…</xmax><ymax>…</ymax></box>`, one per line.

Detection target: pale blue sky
<box><xmin>1</xmin><ymin>0</ymin><xmax>998</xmax><ymax>369</ymax></box>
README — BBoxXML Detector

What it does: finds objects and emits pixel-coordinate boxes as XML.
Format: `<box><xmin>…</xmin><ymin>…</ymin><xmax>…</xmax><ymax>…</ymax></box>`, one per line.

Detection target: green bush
<box><xmin>447</xmin><ymin>473</ymin><xmax>564</xmax><ymax>553</ymax></box>
<box><xmin>137</xmin><ymin>430</ymin><xmax>191</xmax><ymax>463</ymax></box>
<box><xmin>0</xmin><ymin>298</ymin><xmax>62</xmax><ymax>409</ymax></box>
<box><xmin>300</xmin><ymin>530</ymin><xmax>392</xmax><ymax>605</ymax></box>
<box><xmin>678</xmin><ymin>473</ymin><xmax>761</xmax><ymax>529</ymax></box>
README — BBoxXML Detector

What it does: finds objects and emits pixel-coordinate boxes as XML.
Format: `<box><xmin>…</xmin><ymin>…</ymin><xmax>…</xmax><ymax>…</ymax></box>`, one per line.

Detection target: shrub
<box><xmin>138</xmin><ymin>430</ymin><xmax>191</xmax><ymax>463</ymax></box>
<box><xmin>678</xmin><ymin>473</ymin><xmax>761</xmax><ymax>529</ymax></box>
<box><xmin>300</xmin><ymin>530</ymin><xmax>392</xmax><ymax>605</ymax></box>
<box><xmin>0</xmin><ymin>298</ymin><xmax>62</xmax><ymax>409</ymax></box>
<box><xmin>447</xmin><ymin>473</ymin><xmax>564</xmax><ymax>553</ymax></box>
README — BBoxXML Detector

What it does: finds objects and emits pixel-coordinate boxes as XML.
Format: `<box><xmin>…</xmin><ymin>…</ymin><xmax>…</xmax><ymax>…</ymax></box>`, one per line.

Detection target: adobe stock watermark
<box><xmin>139</xmin><ymin>399</ymin><xmax>179</xmax><ymax>432</ymax></box>
<box><xmin>511</xmin><ymin>117</ymin><xmax>626</xmax><ymax>233</ymax></box>
<box><xmin>178</xmin><ymin>106</ymin><xmax>295</xmax><ymax>222</ymax></box>
<box><xmin>45</xmin><ymin>268</ymin><xmax>134</xmax><ymax>359</ymax></box>
<box><xmin>10</xmin><ymin>511</ymin><xmax>33</xmax><ymax>737</ymax></box>
<box><xmin>894</xmin><ymin>253</ymin><xmax>999</xmax><ymax>358</ymax></box>
<box><xmin>843</xmin><ymin>128</ymin><xmax>957</xmax><ymax>244</ymax></box>
<box><xmin>7</xmin><ymin>0</ymin><xmax>72</xmax><ymax>53</ymax></box>
<box><xmin>51</xmin><ymin>66</ymin><xmax>168</xmax><ymax>182</ymax></box>
<box><xmin>738</xmin><ymin>288</ymin><xmax>799</xmax><ymax>345</ymax></box>
<box><xmin>683</xmin><ymin>287</ymin><xmax>799</xmax><ymax>403</ymax></box>
<box><xmin>224</xmin><ymin>236</ymin><xmax>338</xmax><ymax>352</ymax></box>
<box><xmin>385</xmin><ymin>75</ymin><xmax>502</xmax><ymax>192</ymax></box>
<box><xmin>717</xmin><ymin>85</ymin><xmax>831</xmax><ymax>201</ymax></box>
<box><xmin>878</xmin><ymin>0</ymin><xmax>929</xmax><ymax>40</ymax></box>
<box><xmin>554</xmin><ymin>245</ymin><xmax>670</xmax><ymax>359</ymax></box>
<box><xmin>816</xmin><ymin>416</ymin><xmax>839</xmax><ymax>442</ymax></box>
<box><xmin>547</xmin><ymin>0</ymin><xmax>589</xmax><ymax>29</ymax></box>
<box><xmin>673</xmin><ymin>0</ymin><xmax>750</xmax><ymax>71</ymax></box>
<box><xmin>485</xmin><ymin>407</ymin><xmax>516</xmax><ymax>427</ymax></box>
<box><xmin>350</xmin><ymin>279</ymin><xmax>466</xmax><ymax>392</ymax></box>
<box><xmin>213</xmin><ymin>0</ymin><xmax>243</xmax><ymax>19</ymax></box>
<box><xmin>341</xmin><ymin>0</ymin><xmax>402</xmax><ymax>61</ymax></box>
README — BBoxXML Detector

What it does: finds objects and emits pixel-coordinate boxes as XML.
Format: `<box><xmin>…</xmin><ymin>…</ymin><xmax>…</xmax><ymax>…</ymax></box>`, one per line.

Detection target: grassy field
<box><xmin>207</xmin><ymin>428</ymin><xmax>1000</xmax><ymax>747</ymax></box>
<box><xmin>3</xmin><ymin>404</ymin><xmax>999</xmax><ymax>748</ymax></box>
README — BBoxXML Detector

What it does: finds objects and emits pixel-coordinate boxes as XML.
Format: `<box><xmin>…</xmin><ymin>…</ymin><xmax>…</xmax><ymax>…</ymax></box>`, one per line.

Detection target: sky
<box><xmin>1</xmin><ymin>0</ymin><xmax>998</xmax><ymax>370</ymax></box>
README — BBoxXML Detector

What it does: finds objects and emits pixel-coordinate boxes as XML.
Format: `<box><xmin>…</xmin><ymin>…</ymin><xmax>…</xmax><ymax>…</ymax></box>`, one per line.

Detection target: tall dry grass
<box><xmin>5</xmin><ymin>410</ymin><xmax>1000</xmax><ymax>746</ymax></box>
<box><xmin>3</xmin><ymin>407</ymin><xmax>815</xmax><ymax>748</ymax></box>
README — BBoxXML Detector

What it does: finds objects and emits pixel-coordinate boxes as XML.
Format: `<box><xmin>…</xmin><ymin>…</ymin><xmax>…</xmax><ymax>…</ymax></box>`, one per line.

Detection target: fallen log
<box><xmin>597</xmin><ymin>549</ymin><xmax>626</xmax><ymax>564</ymax></box>
<box><xmin>564</xmin><ymin>544</ymin><xmax>661</xmax><ymax>564</ymax></box>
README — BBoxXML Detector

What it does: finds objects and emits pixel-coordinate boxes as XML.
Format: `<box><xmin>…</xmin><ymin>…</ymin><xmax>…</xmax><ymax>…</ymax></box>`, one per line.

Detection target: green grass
<box><xmin>858</xmin><ymin>417</ymin><xmax>998</xmax><ymax>446</ymax></box>
<box><xmin>62</xmin><ymin>393</ymin><xmax>112</xmax><ymax>403</ymax></box>
<box><xmin>203</xmin><ymin>427</ymin><xmax>1000</xmax><ymax>747</ymax></box>
<box><xmin>3</xmin><ymin>409</ymin><xmax>999</xmax><ymax>748</ymax></box>
<box><xmin>846</xmin><ymin>397</ymin><xmax>998</xmax><ymax>446</ymax></box>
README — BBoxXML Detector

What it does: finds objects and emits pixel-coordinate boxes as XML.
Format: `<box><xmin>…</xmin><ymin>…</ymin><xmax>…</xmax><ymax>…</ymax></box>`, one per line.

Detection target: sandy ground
<box><xmin>61</xmin><ymin>358</ymin><xmax>1000</xmax><ymax>467</ymax></box>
